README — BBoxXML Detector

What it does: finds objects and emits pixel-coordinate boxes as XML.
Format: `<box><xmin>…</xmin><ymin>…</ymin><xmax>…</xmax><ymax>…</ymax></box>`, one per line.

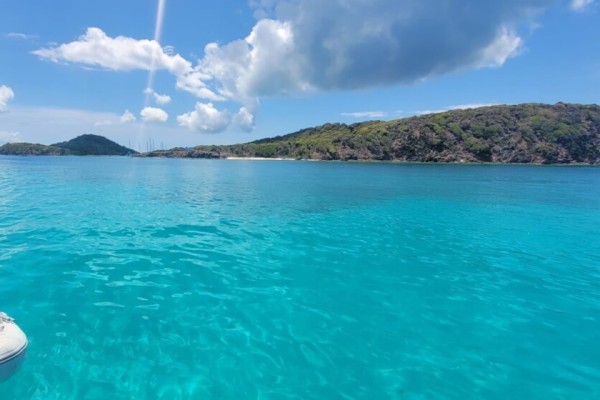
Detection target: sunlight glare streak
<box><xmin>145</xmin><ymin>0</ymin><xmax>167</xmax><ymax>105</ymax></box>
<box><xmin>140</xmin><ymin>0</ymin><xmax>167</xmax><ymax>149</ymax></box>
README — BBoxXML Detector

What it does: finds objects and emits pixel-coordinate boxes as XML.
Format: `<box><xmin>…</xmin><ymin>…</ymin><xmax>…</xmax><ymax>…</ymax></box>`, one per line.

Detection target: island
<box><xmin>0</xmin><ymin>134</ymin><xmax>136</xmax><ymax>156</ymax></box>
<box><xmin>2</xmin><ymin>103</ymin><xmax>599</xmax><ymax>163</ymax></box>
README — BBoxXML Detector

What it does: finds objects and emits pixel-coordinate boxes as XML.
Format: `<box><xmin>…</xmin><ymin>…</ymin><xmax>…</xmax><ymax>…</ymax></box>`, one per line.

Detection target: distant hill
<box><xmin>0</xmin><ymin>134</ymin><xmax>136</xmax><ymax>156</ymax></box>
<box><xmin>52</xmin><ymin>134</ymin><xmax>135</xmax><ymax>156</ymax></box>
<box><xmin>0</xmin><ymin>142</ymin><xmax>68</xmax><ymax>156</ymax></box>
<box><xmin>142</xmin><ymin>103</ymin><xmax>600</xmax><ymax>164</ymax></box>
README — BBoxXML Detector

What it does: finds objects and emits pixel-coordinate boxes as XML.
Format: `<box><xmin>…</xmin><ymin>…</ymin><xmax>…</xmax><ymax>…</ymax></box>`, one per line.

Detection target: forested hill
<box><xmin>52</xmin><ymin>134</ymin><xmax>135</xmax><ymax>156</ymax></box>
<box><xmin>0</xmin><ymin>134</ymin><xmax>136</xmax><ymax>156</ymax></box>
<box><xmin>145</xmin><ymin>103</ymin><xmax>600</xmax><ymax>164</ymax></box>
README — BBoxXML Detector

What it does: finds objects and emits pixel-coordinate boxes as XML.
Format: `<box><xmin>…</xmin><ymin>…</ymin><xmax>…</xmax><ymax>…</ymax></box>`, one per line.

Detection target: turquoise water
<box><xmin>1</xmin><ymin>156</ymin><xmax>599</xmax><ymax>399</ymax></box>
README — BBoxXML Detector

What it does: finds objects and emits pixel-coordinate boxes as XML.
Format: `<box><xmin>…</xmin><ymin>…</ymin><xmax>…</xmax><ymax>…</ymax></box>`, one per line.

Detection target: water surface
<box><xmin>1</xmin><ymin>157</ymin><xmax>599</xmax><ymax>399</ymax></box>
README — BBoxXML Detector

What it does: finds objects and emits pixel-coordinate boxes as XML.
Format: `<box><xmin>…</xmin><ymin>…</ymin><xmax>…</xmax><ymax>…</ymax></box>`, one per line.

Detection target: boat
<box><xmin>0</xmin><ymin>312</ymin><xmax>28</xmax><ymax>383</ymax></box>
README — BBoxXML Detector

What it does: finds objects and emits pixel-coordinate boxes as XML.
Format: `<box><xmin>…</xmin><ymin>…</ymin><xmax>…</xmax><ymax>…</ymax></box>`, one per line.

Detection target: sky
<box><xmin>0</xmin><ymin>0</ymin><xmax>598</xmax><ymax>150</ymax></box>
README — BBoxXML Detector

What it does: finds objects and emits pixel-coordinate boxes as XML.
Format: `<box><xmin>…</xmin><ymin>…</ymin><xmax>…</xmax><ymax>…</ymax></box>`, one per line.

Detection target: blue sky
<box><xmin>0</xmin><ymin>0</ymin><xmax>598</xmax><ymax>149</ymax></box>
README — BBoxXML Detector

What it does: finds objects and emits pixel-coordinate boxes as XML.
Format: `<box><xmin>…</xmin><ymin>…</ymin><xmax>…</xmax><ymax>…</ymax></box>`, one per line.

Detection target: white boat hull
<box><xmin>0</xmin><ymin>313</ymin><xmax>28</xmax><ymax>383</ymax></box>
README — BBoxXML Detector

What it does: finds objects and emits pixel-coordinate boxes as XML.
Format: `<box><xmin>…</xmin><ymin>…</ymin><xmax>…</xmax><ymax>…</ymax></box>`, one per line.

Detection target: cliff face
<box><xmin>147</xmin><ymin>103</ymin><xmax>599</xmax><ymax>164</ymax></box>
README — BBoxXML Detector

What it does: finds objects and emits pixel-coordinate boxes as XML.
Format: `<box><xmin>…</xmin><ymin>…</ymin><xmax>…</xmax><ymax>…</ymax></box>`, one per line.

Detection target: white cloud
<box><xmin>5</xmin><ymin>32</ymin><xmax>37</xmax><ymax>41</ymax></box>
<box><xmin>415</xmin><ymin>109</ymin><xmax>448</xmax><ymax>116</ymax></box>
<box><xmin>120</xmin><ymin>110</ymin><xmax>136</xmax><ymax>123</ymax></box>
<box><xmin>415</xmin><ymin>103</ymin><xmax>502</xmax><ymax>115</ymax></box>
<box><xmin>0</xmin><ymin>106</ymin><xmax>136</xmax><ymax>144</ymax></box>
<box><xmin>187</xmin><ymin>0</ymin><xmax>549</xmax><ymax>126</ymax></box>
<box><xmin>33</xmin><ymin>27</ymin><xmax>219</xmax><ymax>101</ymax></box>
<box><xmin>233</xmin><ymin>107</ymin><xmax>255</xmax><ymax>132</ymax></box>
<box><xmin>33</xmin><ymin>28</ymin><xmax>189</xmax><ymax>75</ymax></box>
<box><xmin>32</xmin><ymin>2</ymin><xmax>554</xmax><ymax>133</ymax></box>
<box><xmin>447</xmin><ymin>103</ymin><xmax>501</xmax><ymax>110</ymax></box>
<box><xmin>0</xmin><ymin>85</ymin><xmax>15</xmax><ymax>112</ymax></box>
<box><xmin>476</xmin><ymin>28</ymin><xmax>523</xmax><ymax>68</ymax></box>
<box><xmin>174</xmin><ymin>68</ymin><xmax>224</xmax><ymax>101</ymax></box>
<box><xmin>0</xmin><ymin>131</ymin><xmax>21</xmax><ymax>144</ymax></box>
<box><xmin>344</xmin><ymin>107</ymin><xmax>503</xmax><ymax>119</ymax></box>
<box><xmin>571</xmin><ymin>0</ymin><xmax>594</xmax><ymax>10</ymax></box>
<box><xmin>177</xmin><ymin>102</ymin><xmax>231</xmax><ymax>133</ymax></box>
<box><xmin>153</xmin><ymin>93</ymin><xmax>171</xmax><ymax>105</ymax></box>
<box><xmin>197</xmin><ymin>19</ymin><xmax>310</xmax><ymax>102</ymax></box>
<box><xmin>0</xmin><ymin>105</ymin><xmax>214</xmax><ymax>150</ymax></box>
<box><xmin>93</xmin><ymin>109</ymin><xmax>137</xmax><ymax>126</ymax></box>
<box><xmin>144</xmin><ymin>88</ymin><xmax>171</xmax><ymax>105</ymax></box>
<box><xmin>342</xmin><ymin>111</ymin><xmax>388</xmax><ymax>119</ymax></box>
<box><xmin>141</xmin><ymin>107</ymin><xmax>168</xmax><ymax>123</ymax></box>
<box><xmin>195</xmin><ymin>0</ymin><xmax>550</xmax><ymax>101</ymax></box>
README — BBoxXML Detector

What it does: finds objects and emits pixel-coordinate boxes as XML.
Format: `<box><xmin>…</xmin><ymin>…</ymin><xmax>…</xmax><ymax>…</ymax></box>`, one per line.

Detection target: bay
<box><xmin>1</xmin><ymin>156</ymin><xmax>599</xmax><ymax>399</ymax></box>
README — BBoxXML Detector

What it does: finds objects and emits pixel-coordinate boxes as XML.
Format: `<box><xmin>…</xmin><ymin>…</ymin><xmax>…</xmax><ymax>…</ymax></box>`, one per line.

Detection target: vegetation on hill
<box><xmin>0</xmin><ymin>134</ymin><xmax>136</xmax><ymax>156</ymax></box>
<box><xmin>2</xmin><ymin>104</ymin><xmax>598</xmax><ymax>163</ymax></box>
<box><xmin>52</xmin><ymin>134</ymin><xmax>135</xmax><ymax>156</ymax></box>
<box><xmin>0</xmin><ymin>142</ymin><xmax>68</xmax><ymax>155</ymax></box>
<box><xmin>143</xmin><ymin>103</ymin><xmax>600</xmax><ymax>164</ymax></box>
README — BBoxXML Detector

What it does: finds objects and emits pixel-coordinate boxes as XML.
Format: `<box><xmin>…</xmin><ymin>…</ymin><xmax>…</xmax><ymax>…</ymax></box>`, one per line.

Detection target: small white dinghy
<box><xmin>0</xmin><ymin>312</ymin><xmax>28</xmax><ymax>383</ymax></box>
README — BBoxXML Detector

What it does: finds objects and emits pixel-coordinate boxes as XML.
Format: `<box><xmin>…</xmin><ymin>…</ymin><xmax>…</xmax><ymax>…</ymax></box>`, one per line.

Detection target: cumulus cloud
<box><xmin>32</xmin><ymin>27</ymin><xmax>219</xmax><ymax>100</ymax></box>
<box><xmin>32</xmin><ymin>1</ymin><xmax>555</xmax><ymax>133</ymax></box>
<box><xmin>570</xmin><ymin>0</ymin><xmax>594</xmax><ymax>10</ymax></box>
<box><xmin>153</xmin><ymin>93</ymin><xmax>171</xmax><ymax>105</ymax></box>
<box><xmin>141</xmin><ymin>107</ymin><xmax>168</xmax><ymax>123</ymax></box>
<box><xmin>0</xmin><ymin>85</ymin><xmax>15</xmax><ymax>112</ymax></box>
<box><xmin>194</xmin><ymin>18</ymin><xmax>312</xmax><ymax>109</ymax></box>
<box><xmin>177</xmin><ymin>102</ymin><xmax>231</xmax><ymax>133</ymax></box>
<box><xmin>188</xmin><ymin>0</ymin><xmax>549</xmax><ymax>127</ymax></box>
<box><xmin>233</xmin><ymin>107</ymin><xmax>255</xmax><ymax>132</ymax></box>
<box><xmin>120</xmin><ymin>109</ymin><xmax>136</xmax><ymax>123</ymax></box>
<box><xmin>144</xmin><ymin>88</ymin><xmax>171</xmax><ymax>105</ymax></box>
<box><xmin>201</xmin><ymin>0</ymin><xmax>549</xmax><ymax>99</ymax></box>
<box><xmin>33</xmin><ymin>28</ymin><xmax>188</xmax><ymax>74</ymax></box>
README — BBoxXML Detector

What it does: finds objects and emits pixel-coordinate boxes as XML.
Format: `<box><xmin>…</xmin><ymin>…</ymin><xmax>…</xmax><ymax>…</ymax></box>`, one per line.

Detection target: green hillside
<box><xmin>144</xmin><ymin>103</ymin><xmax>600</xmax><ymax>164</ymax></box>
<box><xmin>52</xmin><ymin>134</ymin><xmax>135</xmax><ymax>156</ymax></box>
<box><xmin>0</xmin><ymin>134</ymin><xmax>136</xmax><ymax>156</ymax></box>
<box><xmin>0</xmin><ymin>142</ymin><xmax>68</xmax><ymax>155</ymax></box>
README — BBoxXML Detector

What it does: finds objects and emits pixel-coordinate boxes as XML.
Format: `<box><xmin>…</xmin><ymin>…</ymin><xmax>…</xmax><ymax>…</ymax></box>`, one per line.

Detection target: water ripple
<box><xmin>1</xmin><ymin>157</ymin><xmax>599</xmax><ymax>399</ymax></box>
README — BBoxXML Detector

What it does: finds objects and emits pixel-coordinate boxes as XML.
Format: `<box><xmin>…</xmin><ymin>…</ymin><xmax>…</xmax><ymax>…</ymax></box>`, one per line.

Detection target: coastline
<box><xmin>225</xmin><ymin>156</ymin><xmax>296</xmax><ymax>161</ymax></box>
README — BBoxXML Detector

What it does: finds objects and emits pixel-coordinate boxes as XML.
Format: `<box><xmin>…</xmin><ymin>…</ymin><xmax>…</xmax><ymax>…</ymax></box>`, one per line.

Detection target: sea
<box><xmin>1</xmin><ymin>156</ymin><xmax>599</xmax><ymax>399</ymax></box>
